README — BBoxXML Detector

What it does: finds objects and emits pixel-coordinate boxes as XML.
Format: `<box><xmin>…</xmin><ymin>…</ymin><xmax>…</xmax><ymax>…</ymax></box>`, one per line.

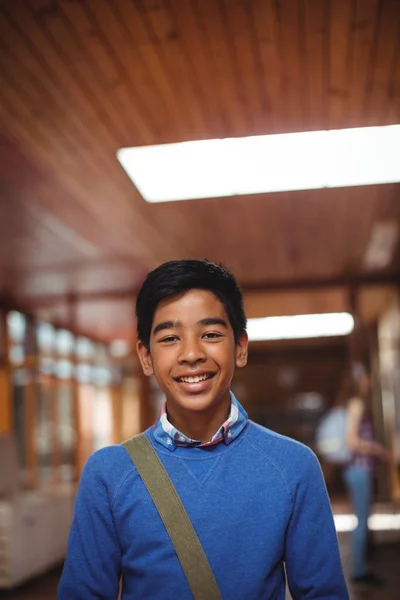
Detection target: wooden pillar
<box><xmin>49</xmin><ymin>376</ymin><xmax>60</xmax><ymax>485</ymax></box>
<box><xmin>112</xmin><ymin>386</ymin><xmax>123</xmax><ymax>444</ymax></box>
<box><xmin>0</xmin><ymin>370</ymin><xmax>12</xmax><ymax>434</ymax></box>
<box><xmin>347</xmin><ymin>285</ymin><xmax>361</xmax><ymax>365</ymax></box>
<box><xmin>25</xmin><ymin>371</ymin><xmax>38</xmax><ymax>489</ymax></box>
<box><xmin>138</xmin><ymin>369</ymin><xmax>153</xmax><ymax>432</ymax></box>
<box><xmin>67</xmin><ymin>296</ymin><xmax>81</xmax><ymax>481</ymax></box>
<box><xmin>377</xmin><ymin>289</ymin><xmax>400</xmax><ymax>505</ymax></box>
<box><xmin>0</xmin><ymin>309</ymin><xmax>12</xmax><ymax>434</ymax></box>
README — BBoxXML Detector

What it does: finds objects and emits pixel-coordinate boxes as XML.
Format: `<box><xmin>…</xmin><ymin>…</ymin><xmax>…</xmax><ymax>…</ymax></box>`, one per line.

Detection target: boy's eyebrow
<box><xmin>152</xmin><ymin>317</ymin><xmax>228</xmax><ymax>336</ymax></box>
<box><xmin>153</xmin><ymin>320</ymin><xmax>182</xmax><ymax>335</ymax></box>
<box><xmin>198</xmin><ymin>317</ymin><xmax>228</xmax><ymax>328</ymax></box>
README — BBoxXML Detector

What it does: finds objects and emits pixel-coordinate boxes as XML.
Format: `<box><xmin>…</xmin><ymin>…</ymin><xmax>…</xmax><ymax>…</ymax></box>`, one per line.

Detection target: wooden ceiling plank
<box><xmin>276</xmin><ymin>0</ymin><xmax>306</xmax><ymax>132</ymax></box>
<box><xmin>345</xmin><ymin>186</ymin><xmax>378</xmax><ymax>272</ymax></box>
<box><xmin>365</xmin><ymin>0</ymin><xmax>400</xmax><ymax>125</ymax></box>
<box><xmin>7</xmin><ymin>64</ymin><xmax>191</xmax><ymax>263</ymax></box>
<box><xmin>0</xmin><ymin>134</ymin><xmax>130</xmax><ymax>262</ymax></box>
<box><xmin>0</xmin><ymin>42</ymin><xmax>108</xmax><ymax>173</ymax></box>
<box><xmin>0</xmin><ymin>45</ymin><xmax>54</xmax><ymax>116</ymax></box>
<box><xmin>1</xmin><ymin>56</ymin><xmax>128</xmax><ymax>183</ymax></box>
<box><xmin>139</xmin><ymin>0</ymin><xmax>210</xmax><ymax>138</ymax></box>
<box><xmin>74</xmin><ymin>0</ymin><xmax>174</xmax><ymax>143</ymax></box>
<box><xmin>0</xmin><ymin>3</ymin><xmax>123</xmax><ymax>149</ymax></box>
<box><xmin>60</xmin><ymin>1</ymin><xmax>122</xmax><ymax>88</ymax></box>
<box><xmin>0</xmin><ymin>6</ymin><xmax>188</xmax><ymax>263</ymax></box>
<box><xmin>0</xmin><ymin>82</ymin><xmax>78</xmax><ymax>175</ymax></box>
<box><xmin>110</xmin><ymin>0</ymin><xmax>189</xmax><ymax>139</ymax></box>
<box><xmin>0</xmin><ymin>92</ymin><xmax>174</xmax><ymax>268</ymax></box>
<box><xmin>385</xmin><ymin>29</ymin><xmax>400</xmax><ymax>124</ymax></box>
<box><xmin>24</xmin><ymin>0</ymin><xmax>150</xmax><ymax>145</ymax></box>
<box><xmin>243</xmin><ymin>196</ymin><xmax>287</xmax><ymax>279</ymax></box>
<box><xmin>347</xmin><ymin>0</ymin><xmax>379</xmax><ymax>127</ymax></box>
<box><xmin>374</xmin><ymin>184</ymin><xmax>400</xmax><ymax>217</ymax></box>
<box><xmin>303</xmin><ymin>0</ymin><xmax>329</xmax><ymax>131</ymax></box>
<box><xmin>328</xmin><ymin>0</ymin><xmax>355</xmax><ymax>130</ymax></box>
<box><xmin>249</xmin><ymin>0</ymin><xmax>282</xmax><ymax>133</ymax></box>
<box><xmin>221</xmin><ymin>0</ymin><xmax>271</xmax><ymax>135</ymax></box>
<box><xmin>332</xmin><ymin>188</ymin><xmax>351</xmax><ymax>276</ymax></box>
<box><xmin>191</xmin><ymin>0</ymin><xmax>248</xmax><ymax>135</ymax></box>
<box><xmin>0</xmin><ymin>63</ymin><xmax>119</xmax><ymax>191</ymax></box>
<box><xmin>167</xmin><ymin>0</ymin><xmax>228</xmax><ymax>136</ymax></box>
<box><xmin>59</xmin><ymin>0</ymin><xmax>166</xmax><ymax>143</ymax></box>
<box><xmin>0</xmin><ymin>47</ymin><xmax>118</xmax><ymax>188</ymax></box>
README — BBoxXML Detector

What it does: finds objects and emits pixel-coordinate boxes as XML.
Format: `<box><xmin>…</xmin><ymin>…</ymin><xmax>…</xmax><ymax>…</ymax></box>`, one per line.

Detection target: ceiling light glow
<box><xmin>247</xmin><ymin>312</ymin><xmax>354</xmax><ymax>341</ymax></box>
<box><xmin>334</xmin><ymin>513</ymin><xmax>400</xmax><ymax>533</ymax></box>
<box><xmin>117</xmin><ymin>125</ymin><xmax>400</xmax><ymax>202</ymax></box>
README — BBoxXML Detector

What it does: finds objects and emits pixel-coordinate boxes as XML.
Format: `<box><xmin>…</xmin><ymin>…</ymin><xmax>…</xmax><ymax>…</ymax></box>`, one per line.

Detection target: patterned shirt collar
<box><xmin>153</xmin><ymin>392</ymin><xmax>248</xmax><ymax>451</ymax></box>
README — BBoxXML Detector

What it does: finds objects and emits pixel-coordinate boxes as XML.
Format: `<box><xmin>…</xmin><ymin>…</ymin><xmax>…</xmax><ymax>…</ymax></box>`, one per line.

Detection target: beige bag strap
<box><xmin>123</xmin><ymin>433</ymin><xmax>222</xmax><ymax>600</ymax></box>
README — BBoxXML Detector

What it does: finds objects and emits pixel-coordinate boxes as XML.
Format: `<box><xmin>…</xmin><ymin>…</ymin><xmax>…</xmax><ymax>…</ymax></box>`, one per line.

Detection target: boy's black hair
<box><xmin>136</xmin><ymin>259</ymin><xmax>247</xmax><ymax>349</ymax></box>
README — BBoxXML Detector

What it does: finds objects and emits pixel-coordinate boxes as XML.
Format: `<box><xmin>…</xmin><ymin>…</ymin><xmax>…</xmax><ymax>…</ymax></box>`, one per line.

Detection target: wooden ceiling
<box><xmin>0</xmin><ymin>0</ymin><xmax>400</xmax><ymax>341</ymax></box>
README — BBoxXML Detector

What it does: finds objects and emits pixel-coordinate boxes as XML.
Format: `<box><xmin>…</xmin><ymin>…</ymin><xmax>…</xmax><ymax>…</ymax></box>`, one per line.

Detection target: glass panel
<box><xmin>24</xmin><ymin>317</ymin><xmax>37</xmax><ymax>356</ymax></box>
<box><xmin>8</xmin><ymin>314</ymin><xmax>37</xmax><ymax>365</ymax></box>
<box><xmin>12</xmin><ymin>370</ymin><xmax>27</xmax><ymax>486</ymax></box>
<box><xmin>56</xmin><ymin>382</ymin><xmax>76</xmax><ymax>482</ymax></box>
<box><xmin>76</xmin><ymin>363</ymin><xmax>93</xmax><ymax>384</ymax></box>
<box><xmin>9</xmin><ymin>344</ymin><xmax>25</xmax><ymax>366</ymax></box>
<box><xmin>76</xmin><ymin>336</ymin><xmax>95</xmax><ymax>360</ymax></box>
<box><xmin>92</xmin><ymin>366</ymin><xmax>112</xmax><ymax>387</ymax></box>
<box><xmin>37</xmin><ymin>322</ymin><xmax>55</xmax><ymax>355</ymax></box>
<box><xmin>7</xmin><ymin>311</ymin><xmax>26</xmax><ymax>344</ymax></box>
<box><xmin>55</xmin><ymin>360</ymin><xmax>74</xmax><ymax>380</ymax></box>
<box><xmin>56</xmin><ymin>329</ymin><xmax>74</xmax><ymax>356</ymax></box>
<box><xmin>78</xmin><ymin>383</ymin><xmax>95</xmax><ymax>469</ymax></box>
<box><xmin>40</xmin><ymin>357</ymin><xmax>54</xmax><ymax>375</ymax></box>
<box><xmin>36</xmin><ymin>383</ymin><xmax>53</xmax><ymax>484</ymax></box>
<box><xmin>121</xmin><ymin>377</ymin><xmax>141</xmax><ymax>439</ymax></box>
<box><xmin>93</xmin><ymin>388</ymin><xmax>113</xmax><ymax>451</ymax></box>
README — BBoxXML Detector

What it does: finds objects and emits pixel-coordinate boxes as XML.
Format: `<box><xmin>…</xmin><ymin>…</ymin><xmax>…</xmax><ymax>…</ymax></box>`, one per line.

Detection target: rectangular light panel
<box><xmin>117</xmin><ymin>125</ymin><xmax>400</xmax><ymax>203</ymax></box>
<box><xmin>247</xmin><ymin>313</ymin><xmax>354</xmax><ymax>342</ymax></box>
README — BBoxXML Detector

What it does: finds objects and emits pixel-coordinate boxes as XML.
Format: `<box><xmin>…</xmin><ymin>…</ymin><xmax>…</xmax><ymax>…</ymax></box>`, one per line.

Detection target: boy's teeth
<box><xmin>180</xmin><ymin>374</ymin><xmax>209</xmax><ymax>383</ymax></box>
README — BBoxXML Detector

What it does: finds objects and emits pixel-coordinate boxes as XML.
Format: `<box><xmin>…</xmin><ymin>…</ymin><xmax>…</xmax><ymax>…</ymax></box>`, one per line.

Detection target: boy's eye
<box><xmin>159</xmin><ymin>335</ymin><xmax>179</xmax><ymax>343</ymax></box>
<box><xmin>203</xmin><ymin>332</ymin><xmax>223</xmax><ymax>339</ymax></box>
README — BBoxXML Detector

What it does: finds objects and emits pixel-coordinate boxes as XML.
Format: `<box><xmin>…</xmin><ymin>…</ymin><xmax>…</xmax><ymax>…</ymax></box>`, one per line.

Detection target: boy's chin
<box><xmin>176</xmin><ymin>394</ymin><xmax>215</xmax><ymax>410</ymax></box>
<box><xmin>171</xmin><ymin>390</ymin><xmax>229</xmax><ymax>412</ymax></box>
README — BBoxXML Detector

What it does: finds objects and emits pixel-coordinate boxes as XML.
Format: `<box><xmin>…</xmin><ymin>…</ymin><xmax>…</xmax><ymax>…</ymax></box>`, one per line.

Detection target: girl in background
<box><xmin>344</xmin><ymin>362</ymin><xmax>390</xmax><ymax>589</ymax></box>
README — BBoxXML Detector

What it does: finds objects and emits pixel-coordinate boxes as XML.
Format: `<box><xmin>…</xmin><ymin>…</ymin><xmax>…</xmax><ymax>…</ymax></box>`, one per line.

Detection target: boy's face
<box><xmin>137</xmin><ymin>289</ymin><xmax>248</xmax><ymax>416</ymax></box>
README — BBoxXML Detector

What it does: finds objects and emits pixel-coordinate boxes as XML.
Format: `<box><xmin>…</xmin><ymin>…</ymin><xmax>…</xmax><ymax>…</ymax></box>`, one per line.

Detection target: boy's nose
<box><xmin>178</xmin><ymin>340</ymin><xmax>206</xmax><ymax>364</ymax></box>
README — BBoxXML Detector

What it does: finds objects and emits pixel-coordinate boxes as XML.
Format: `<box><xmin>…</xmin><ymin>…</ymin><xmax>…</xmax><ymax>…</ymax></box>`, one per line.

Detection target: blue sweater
<box><xmin>58</xmin><ymin>421</ymin><xmax>348</xmax><ymax>599</ymax></box>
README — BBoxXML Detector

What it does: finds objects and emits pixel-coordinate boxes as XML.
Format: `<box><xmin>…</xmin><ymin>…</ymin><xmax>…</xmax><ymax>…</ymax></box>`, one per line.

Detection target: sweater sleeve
<box><xmin>284</xmin><ymin>449</ymin><xmax>349</xmax><ymax>600</ymax></box>
<box><xmin>57</xmin><ymin>452</ymin><xmax>122</xmax><ymax>600</ymax></box>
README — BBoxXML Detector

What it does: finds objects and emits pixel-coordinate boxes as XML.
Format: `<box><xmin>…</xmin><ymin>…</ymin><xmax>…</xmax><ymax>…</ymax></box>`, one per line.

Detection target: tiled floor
<box><xmin>0</xmin><ymin>565</ymin><xmax>62</xmax><ymax>600</ymax></box>
<box><xmin>340</xmin><ymin>537</ymin><xmax>399</xmax><ymax>600</ymax></box>
<box><xmin>1</xmin><ymin>541</ymin><xmax>399</xmax><ymax>599</ymax></box>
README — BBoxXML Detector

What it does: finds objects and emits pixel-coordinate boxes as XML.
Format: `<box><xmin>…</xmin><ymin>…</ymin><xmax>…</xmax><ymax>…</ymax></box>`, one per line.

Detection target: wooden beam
<box><xmin>0</xmin><ymin>309</ymin><xmax>12</xmax><ymax>434</ymax></box>
<box><xmin>6</xmin><ymin>271</ymin><xmax>400</xmax><ymax>310</ymax></box>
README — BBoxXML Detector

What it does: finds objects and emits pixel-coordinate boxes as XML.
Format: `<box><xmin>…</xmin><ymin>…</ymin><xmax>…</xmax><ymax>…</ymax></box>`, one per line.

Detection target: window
<box><xmin>56</xmin><ymin>382</ymin><xmax>76</xmax><ymax>482</ymax></box>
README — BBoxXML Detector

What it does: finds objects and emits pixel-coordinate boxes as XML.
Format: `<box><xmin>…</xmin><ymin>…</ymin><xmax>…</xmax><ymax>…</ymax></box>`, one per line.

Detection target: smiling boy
<box><xmin>58</xmin><ymin>259</ymin><xmax>348</xmax><ymax>600</ymax></box>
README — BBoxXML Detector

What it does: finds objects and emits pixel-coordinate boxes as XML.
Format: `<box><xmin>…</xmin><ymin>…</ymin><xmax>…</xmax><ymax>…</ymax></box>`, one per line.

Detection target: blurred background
<box><xmin>0</xmin><ymin>0</ymin><xmax>399</xmax><ymax>598</ymax></box>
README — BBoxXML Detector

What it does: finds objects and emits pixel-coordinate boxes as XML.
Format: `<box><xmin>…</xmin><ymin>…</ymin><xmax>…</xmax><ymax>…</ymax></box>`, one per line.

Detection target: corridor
<box><xmin>3</xmin><ymin>539</ymin><xmax>399</xmax><ymax>600</ymax></box>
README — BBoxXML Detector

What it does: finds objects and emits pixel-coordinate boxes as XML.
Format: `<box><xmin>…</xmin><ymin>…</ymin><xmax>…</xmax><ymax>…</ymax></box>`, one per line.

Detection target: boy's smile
<box><xmin>137</xmin><ymin>289</ymin><xmax>248</xmax><ymax>440</ymax></box>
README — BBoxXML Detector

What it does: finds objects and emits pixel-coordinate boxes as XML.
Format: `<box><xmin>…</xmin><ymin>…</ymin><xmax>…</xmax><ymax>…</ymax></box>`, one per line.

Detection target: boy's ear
<box><xmin>136</xmin><ymin>340</ymin><xmax>154</xmax><ymax>376</ymax></box>
<box><xmin>235</xmin><ymin>331</ymin><xmax>248</xmax><ymax>368</ymax></box>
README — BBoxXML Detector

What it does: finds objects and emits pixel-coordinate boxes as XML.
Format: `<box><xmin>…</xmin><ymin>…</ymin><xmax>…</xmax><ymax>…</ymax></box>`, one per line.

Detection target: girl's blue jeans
<box><xmin>343</xmin><ymin>464</ymin><xmax>372</xmax><ymax>578</ymax></box>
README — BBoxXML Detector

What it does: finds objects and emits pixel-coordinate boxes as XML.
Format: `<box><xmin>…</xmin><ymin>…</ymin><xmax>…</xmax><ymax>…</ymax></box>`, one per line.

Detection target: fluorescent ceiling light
<box><xmin>334</xmin><ymin>513</ymin><xmax>400</xmax><ymax>533</ymax></box>
<box><xmin>117</xmin><ymin>125</ymin><xmax>400</xmax><ymax>203</ymax></box>
<box><xmin>247</xmin><ymin>312</ymin><xmax>354</xmax><ymax>341</ymax></box>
